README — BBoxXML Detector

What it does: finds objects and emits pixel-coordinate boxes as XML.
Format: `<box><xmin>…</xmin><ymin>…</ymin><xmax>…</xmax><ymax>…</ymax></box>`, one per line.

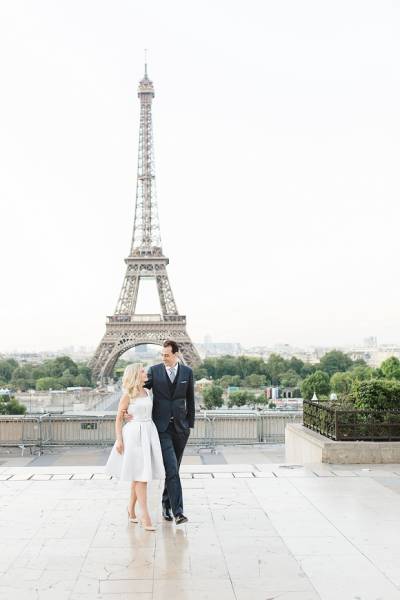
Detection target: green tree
<box><xmin>199</xmin><ymin>355</ymin><xmax>269</xmax><ymax>380</ymax></box>
<box><xmin>244</xmin><ymin>374</ymin><xmax>266</xmax><ymax>388</ymax></box>
<box><xmin>77</xmin><ymin>364</ymin><xmax>92</xmax><ymax>380</ymax></box>
<box><xmin>236</xmin><ymin>356</ymin><xmax>268</xmax><ymax>378</ymax></box>
<box><xmin>287</xmin><ymin>357</ymin><xmax>315</xmax><ymax>378</ymax></box>
<box><xmin>200</xmin><ymin>358</ymin><xmax>218</xmax><ymax>379</ymax></box>
<box><xmin>32</xmin><ymin>367</ymin><xmax>48</xmax><ymax>380</ymax></box>
<box><xmin>254</xmin><ymin>392</ymin><xmax>269</xmax><ymax>406</ymax></box>
<box><xmin>59</xmin><ymin>369</ymin><xmax>76</xmax><ymax>388</ymax></box>
<box><xmin>218</xmin><ymin>356</ymin><xmax>241</xmax><ymax>377</ymax></box>
<box><xmin>280</xmin><ymin>369</ymin><xmax>300</xmax><ymax>388</ymax></box>
<box><xmin>193</xmin><ymin>367</ymin><xmax>208</xmax><ymax>380</ymax></box>
<box><xmin>42</xmin><ymin>356</ymin><xmax>79</xmax><ymax>378</ymax></box>
<box><xmin>228</xmin><ymin>390</ymin><xmax>256</xmax><ymax>408</ymax></box>
<box><xmin>202</xmin><ymin>385</ymin><xmax>224</xmax><ymax>409</ymax></box>
<box><xmin>350</xmin><ymin>365</ymin><xmax>374</xmax><ymax>381</ymax></box>
<box><xmin>287</xmin><ymin>357</ymin><xmax>304</xmax><ymax>375</ymax></box>
<box><xmin>319</xmin><ymin>350</ymin><xmax>353</xmax><ymax>376</ymax></box>
<box><xmin>351</xmin><ymin>379</ymin><xmax>400</xmax><ymax>410</ymax></box>
<box><xmin>36</xmin><ymin>377</ymin><xmax>62</xmax><ymax>391</ymax></box>
<box><xmin>10</xmin><ymin>366</ymin><xmax>35</xmax><ymax>391</ymax></box>
<box><xmin>114</xmin><ymin>358</ymin><xmax>131</xmax><ymax>371</ymax></box>
<box><xmin>301</xmin><ymin>370</ymin><xmax>331</xmax><ymax>400</ymax></box>
<box><xmin>0</xmin><ymin>394</ymin><xmax>26</xmax><ymax>415</ymax></box>
<box><xmin>201</xmin><ymin>356</ymin><xmax>238</xmax><ymax>379</ymax></box>
<box><xmin>265</xmin><ymin>354</ymin><xmax>287</xmax><ymax>385</ymax></box>
<box><xmin>5</xmin><ymin>358</ymin><xmax>18</xmax><ymax>369</ymax></box>
<box><xmin>352</xmin><ymin>358</ymin><xmax>368</xmax><ymax>368</ymax></box>
<box><xmin>0</xmin><ymin>360</ymin><xmax>16</xmax><ymax>382</ymax></box>
<box><xmin>330</xmin><ymin>372</ymin><xmax>353</xmax><ymax>396</ymax></box>
<box><xmin>380</xmin><ymin>357</ymin><xmax>400</xmax><ymax>380</ymax></box>
<box><xmin>74</xmin><ymin>374</ymin><xmax>91</xmax><ymax>387</ymax></box>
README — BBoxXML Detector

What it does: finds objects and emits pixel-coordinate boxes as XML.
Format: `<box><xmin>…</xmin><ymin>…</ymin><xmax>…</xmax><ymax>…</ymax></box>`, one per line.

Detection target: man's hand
<box><xmin>122</xmin><ymin>408</ymin><xmax>133</xmax><ymax>422</ymax></box>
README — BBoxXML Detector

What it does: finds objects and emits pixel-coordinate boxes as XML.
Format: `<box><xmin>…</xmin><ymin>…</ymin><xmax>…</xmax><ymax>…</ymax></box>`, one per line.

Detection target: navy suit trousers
<box><xmin>159</xmin><ymin>421</ymin><xmax>190</xmax><ymax>516</ymax></box>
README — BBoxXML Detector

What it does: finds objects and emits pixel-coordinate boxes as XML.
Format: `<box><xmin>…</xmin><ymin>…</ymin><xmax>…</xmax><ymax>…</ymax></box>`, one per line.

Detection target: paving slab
<box><xmin>1</xmin><ymin>461</ymin><xmax>400</xmax><ymax>599</ymax></box>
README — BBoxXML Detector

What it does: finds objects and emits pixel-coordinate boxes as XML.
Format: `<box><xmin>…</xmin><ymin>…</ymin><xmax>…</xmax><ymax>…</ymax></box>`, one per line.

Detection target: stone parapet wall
<box><xmin>285</xmin><ymin>423</ymin><xmax>400</xmax><ymax>464</ymax></box>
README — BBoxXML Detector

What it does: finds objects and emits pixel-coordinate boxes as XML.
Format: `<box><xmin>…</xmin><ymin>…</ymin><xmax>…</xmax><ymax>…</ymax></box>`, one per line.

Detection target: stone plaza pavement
<box><xmin>1</xmin><ymin>460</ymin><xmax>400</xmax><ymax>600</ymax></box>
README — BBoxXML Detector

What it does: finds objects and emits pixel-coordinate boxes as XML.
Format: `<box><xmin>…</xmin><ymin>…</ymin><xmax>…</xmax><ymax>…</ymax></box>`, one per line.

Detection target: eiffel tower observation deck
<box><xmin>90</xmin><ymin>64</ymin><xmax>200</xmax><ymax>381</ymax></box>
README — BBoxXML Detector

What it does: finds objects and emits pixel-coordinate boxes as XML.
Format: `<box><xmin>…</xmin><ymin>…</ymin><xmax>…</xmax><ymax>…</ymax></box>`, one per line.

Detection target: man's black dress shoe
<box><xmin>162</xmin><ymin>506</ymin><xmax>173</xmax><ymax>521</ymax></box>
<box><xmin>175</xmin><ymin>514</ymin><xmax>188</xmax><ymax>525</ymax></box>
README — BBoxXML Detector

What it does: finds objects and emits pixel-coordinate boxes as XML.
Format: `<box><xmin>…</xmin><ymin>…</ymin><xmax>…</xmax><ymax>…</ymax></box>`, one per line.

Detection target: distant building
<box><xmin>265</xmin><ymin>386</ymin><xmax>280</xmax><ymax>400</ymax></box>
<box><xmin>363</xmin><ymin>336</ymin><xmax>378</xmax><ymax>348</ymax></box>
<box><xmin>348</xmin><ymin>350</ymin><xmax>372</xmax><ymax>363</ymax></box>
<box><xmin>367</xmin><ymin>349</ymin><xmax>400</xmax><ymax>368</ymax></box>
<box><xmin>196</xmin><ymin>342</ymin><xmax>242</xmax><ymax>358</ymax></box>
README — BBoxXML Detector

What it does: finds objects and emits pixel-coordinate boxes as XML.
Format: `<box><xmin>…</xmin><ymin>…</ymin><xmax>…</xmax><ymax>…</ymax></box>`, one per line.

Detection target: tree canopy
<box><xmin>318</xmin><ymin>351</ymin><xmax>354</xmax><ymax>376</ymax></box>
<box><xmin>1</xmin><ymin>357</ymin><xmax>93</xmax><ymax>392</ymax></box>
<box><xmin>301</xmin><ymin>371</ymin><xmax>331</xmax><ymax>400</ymax></box>
<box><xmin>202</xmin><ymin>385</ymin><xmax>224</xmax><ymax>409</ymax></box>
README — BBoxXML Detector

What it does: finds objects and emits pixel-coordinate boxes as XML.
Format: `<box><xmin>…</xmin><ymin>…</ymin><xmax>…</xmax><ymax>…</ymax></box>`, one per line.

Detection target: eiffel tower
<box><xmin>90</xmin><ymin>63</ymin><xmax>200</xmax><ymax>381</ymax></box>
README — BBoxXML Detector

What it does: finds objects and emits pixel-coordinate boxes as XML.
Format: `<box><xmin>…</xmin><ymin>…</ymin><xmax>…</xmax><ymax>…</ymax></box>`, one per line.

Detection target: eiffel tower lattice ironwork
<box><xmin>90</xmin><ymin>64</ymin><xmax>200</xmax><ymax>381</ymax></box>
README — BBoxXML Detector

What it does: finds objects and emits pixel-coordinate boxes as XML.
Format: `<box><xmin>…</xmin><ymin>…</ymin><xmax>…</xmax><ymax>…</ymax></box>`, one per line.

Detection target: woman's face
<box><xmin>140</xmin><ymin>367</ymin><xmax>147</xmax><ymax>384</ymax></box>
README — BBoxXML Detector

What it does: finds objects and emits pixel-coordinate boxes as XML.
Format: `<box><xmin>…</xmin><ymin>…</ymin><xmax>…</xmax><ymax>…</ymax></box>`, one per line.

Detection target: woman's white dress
<box><xmin>105</xmin><ymin>389</ymin><xmax>165</xmax><ymax>482</ymax></box>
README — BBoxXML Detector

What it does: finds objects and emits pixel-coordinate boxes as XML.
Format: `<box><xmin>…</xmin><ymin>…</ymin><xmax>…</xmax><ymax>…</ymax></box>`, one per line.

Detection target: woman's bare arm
<box><xmin>115</xmin><ymin>393</ymin><xmax>130</xmax><ymax>454</ymax></box>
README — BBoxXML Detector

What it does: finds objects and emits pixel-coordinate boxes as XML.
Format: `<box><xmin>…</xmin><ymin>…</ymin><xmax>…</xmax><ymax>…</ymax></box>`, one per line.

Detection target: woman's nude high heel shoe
<box><xmin>140</xmin><ymin>520</ymin><xmax>156</xmax><ymax>531</ymax></box>
<box><xmin>127</xmin><ymin>507</ymin><xmax>138</xmax><ymax>524</ymax></box>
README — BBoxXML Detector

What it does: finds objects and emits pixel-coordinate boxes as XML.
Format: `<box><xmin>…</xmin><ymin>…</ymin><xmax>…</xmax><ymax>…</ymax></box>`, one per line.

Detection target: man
<box><xmin>126</xmin><ymin>339</ymin><xmax>195</xmax><ymax>524</ymax></box>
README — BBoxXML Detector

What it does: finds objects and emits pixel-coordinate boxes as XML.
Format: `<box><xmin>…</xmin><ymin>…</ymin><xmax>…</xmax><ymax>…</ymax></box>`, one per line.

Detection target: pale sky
<box><xmin>1</xmin><ymin>0</ymin><xmax>399</xmax><ymax>352</ymax></box>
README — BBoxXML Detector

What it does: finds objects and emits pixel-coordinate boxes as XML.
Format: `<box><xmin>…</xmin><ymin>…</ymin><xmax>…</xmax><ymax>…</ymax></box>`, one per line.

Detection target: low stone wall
<box><xmin>285</xmin><ymin>423</ymin><xmax>400</xmax><ymax>464</ymax></box>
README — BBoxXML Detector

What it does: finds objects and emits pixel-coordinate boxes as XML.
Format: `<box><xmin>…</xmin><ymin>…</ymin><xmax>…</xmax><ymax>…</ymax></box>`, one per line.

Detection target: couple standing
<box><xmin>105</xmin><ymin>339</ymin><xmax>195</xmax><ymax>530</ymax></box>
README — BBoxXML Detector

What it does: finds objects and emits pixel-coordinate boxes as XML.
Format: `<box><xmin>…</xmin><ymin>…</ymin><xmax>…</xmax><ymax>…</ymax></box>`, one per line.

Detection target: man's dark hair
<box><xmin>163</xmin><ymin>339</ymin><xmax>179</xmax><ymax>354</ymax></box>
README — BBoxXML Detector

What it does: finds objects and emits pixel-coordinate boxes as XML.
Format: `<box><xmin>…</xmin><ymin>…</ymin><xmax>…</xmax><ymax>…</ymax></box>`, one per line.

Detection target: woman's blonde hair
<box><xmin>122</xmin><ymin>363</ymin><xmax>144</xmax><ymax>400</ymax></box>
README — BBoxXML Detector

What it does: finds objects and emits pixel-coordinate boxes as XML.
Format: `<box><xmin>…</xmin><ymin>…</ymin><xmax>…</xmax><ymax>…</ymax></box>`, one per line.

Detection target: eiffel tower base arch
<box><xmin>90</xmin><ymin>317</ymin><xmax>201</xmax><ymax>382</ymax></box>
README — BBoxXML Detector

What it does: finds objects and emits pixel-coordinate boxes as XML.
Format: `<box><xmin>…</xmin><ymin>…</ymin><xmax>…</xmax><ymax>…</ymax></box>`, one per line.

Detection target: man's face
<box><xmin>161</xmin><ymin>345</ymin><xmax>178</xmax><ymax>367</ymax></box>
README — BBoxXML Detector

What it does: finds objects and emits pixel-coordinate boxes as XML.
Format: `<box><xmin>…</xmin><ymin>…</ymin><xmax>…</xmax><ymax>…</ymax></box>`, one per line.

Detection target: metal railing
<box><xmin>303</xmin><ymin>399</ymin><xmax>400</xmax><ymax>441</ymax></box>
<box><xmin>0</xmin><ymin>413</ymin><xmax>51</xmax><ymax>455</ymax></box>
<box><xmin>0</xmin><ymin>411</ymin><xmax>302</xmax><ymax>453</ymax></box>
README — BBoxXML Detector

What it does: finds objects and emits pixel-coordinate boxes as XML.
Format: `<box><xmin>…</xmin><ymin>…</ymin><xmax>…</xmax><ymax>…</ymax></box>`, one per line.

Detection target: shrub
<box><xmin>228</xmin><ymin>390</ymin><xmax>255</xmax><ymax>408</ymax></box>
<box><xmin>36</xmin><ymin>377</ymin><xmax>63</xmax><ymax>391</ymax></box>
<box><xmin>350</xmin><ymin>379</ymin><xmax>400</xmax><ymax>410</ymax></box>
<box><xmin>380</xmin><ymin>357</ymin><xmax>400</xmax><ymax>381</ymax></box>
<box><xmin>0</xmin><ymin>394</ymin><xmax>27</xmax><ymax>415</ymax></box>
<box><xmin>301</xmin><ymin>371</ymin><xmax>331</xmax><ymax>401</ymax></box>
<box><xmin>203</xmin><ymin>385</ymin><xmax>224</xmax><ymax>409</ymax></box>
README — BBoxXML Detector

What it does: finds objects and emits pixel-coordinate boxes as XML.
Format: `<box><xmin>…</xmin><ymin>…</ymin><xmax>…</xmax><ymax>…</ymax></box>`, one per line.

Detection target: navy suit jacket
<box><xmin>145</xmin><ymin>362</ymin><xmax>195</xmax><ymax>433</ymax></box>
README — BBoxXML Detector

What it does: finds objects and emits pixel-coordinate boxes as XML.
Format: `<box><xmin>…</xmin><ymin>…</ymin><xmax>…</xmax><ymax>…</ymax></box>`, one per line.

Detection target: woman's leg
<box><xmin>134</xmin><ymin>481</ymin><xmax>152</xmax><ymax>526</ymax></box>
<box><xmin>128</xmin><ymin>481</ymin><xmax>137</xmax><ymax>517</ymax></box>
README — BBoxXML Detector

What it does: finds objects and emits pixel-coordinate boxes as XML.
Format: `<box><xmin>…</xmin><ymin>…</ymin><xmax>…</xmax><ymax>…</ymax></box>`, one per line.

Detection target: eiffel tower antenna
<box><xmin>90</xmin><ymin>64</ymin><xmax>200</xmax><ymax>381</ymax></box>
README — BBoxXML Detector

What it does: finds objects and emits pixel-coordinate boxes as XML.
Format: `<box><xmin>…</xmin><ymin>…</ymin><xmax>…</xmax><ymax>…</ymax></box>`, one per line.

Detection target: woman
<box><xmin>105</xmin><ymin>363</ymin><xmax>165</xmax><ymax>531</ymax></box>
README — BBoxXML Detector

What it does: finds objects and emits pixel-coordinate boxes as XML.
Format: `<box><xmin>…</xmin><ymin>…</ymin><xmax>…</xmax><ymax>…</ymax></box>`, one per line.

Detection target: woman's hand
<box><xmin>116</xmin><ymin>440</ymin><xmax>124</xmax><ymax>455</ymax></box>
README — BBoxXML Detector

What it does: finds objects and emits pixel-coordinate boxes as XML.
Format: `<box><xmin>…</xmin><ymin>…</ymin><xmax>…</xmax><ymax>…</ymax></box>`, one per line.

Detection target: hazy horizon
<box><xmin>1</xmin><ymin>1</ymin><xmax>399</xmax><ymax>353</ymax></box>
<box><xmin>0</xmin><ymin>337</ymin><xmax>393</xmax><ymax>356</ymax></box>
